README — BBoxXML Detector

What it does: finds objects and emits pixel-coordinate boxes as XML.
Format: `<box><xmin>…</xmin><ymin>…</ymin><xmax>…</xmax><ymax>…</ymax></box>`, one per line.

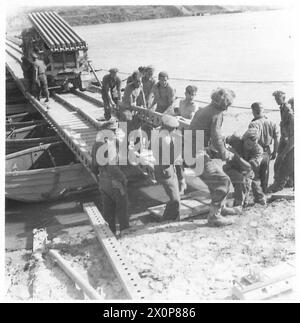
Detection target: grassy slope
<box><xmin>6</xmin><ymin>5</ymin><xmax>276</xmax><ymax>32</ymax></box>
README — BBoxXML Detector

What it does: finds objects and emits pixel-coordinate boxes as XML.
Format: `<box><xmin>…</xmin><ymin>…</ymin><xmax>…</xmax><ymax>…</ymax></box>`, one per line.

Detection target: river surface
<box><xmin>74</xmin><ymin>9</ymin><xmax>293</xmax><ymax>110</ymax></box>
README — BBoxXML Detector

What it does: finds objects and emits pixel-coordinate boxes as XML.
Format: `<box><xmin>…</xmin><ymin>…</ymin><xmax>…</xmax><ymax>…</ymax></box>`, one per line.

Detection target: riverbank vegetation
<box><xmin>7</xmin><ymin>5</ymin><xmax>277</xmax><ymax>32</ymax></box>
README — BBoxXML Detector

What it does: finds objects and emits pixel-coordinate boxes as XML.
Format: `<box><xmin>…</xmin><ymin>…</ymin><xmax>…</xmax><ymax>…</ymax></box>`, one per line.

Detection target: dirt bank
<box><xmin>5</xmin><ymin>197</ymin><xmax>294</xmax><ymax>301</ymax></box>
<box><xmin>6</xmin><ymin>5</ymin><xmax>275</xmax><ymax>32</ymax></box>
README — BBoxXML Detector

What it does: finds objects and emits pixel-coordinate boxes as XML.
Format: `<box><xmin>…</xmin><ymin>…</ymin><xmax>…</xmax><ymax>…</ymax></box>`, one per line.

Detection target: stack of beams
<box><xmin>28</xmin><ymin>11</ymin><xmax>88</xmax><ymax>52</ymax></box>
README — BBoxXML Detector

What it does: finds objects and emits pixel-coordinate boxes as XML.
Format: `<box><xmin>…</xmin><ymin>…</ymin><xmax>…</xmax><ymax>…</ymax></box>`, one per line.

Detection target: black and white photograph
<box><xmin>3</xmin><ymin>0</ymin><xmax>298</xmax><ymax>304</ymax></box>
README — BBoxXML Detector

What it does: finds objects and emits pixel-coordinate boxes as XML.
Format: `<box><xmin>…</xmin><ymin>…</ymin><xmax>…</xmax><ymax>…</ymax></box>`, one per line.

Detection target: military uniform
<box><xmin>91</xmin><ymin>134</ymin><xmax>129</xmax><ymax>234</ymax></box>
<box><xmin>189</xmin><ymin>103</ymin><xmax>233</xmax><ymax>225</ymax></box>
<box><xmin>101</xmin><ymin>73</ymin><xmax>121</xmax><ymax>120</ymax></box>
<box><xmin>153</xmin><ymin>116</ymin><xmax>181</xmax><ymax>221</ymax></box>
<box><xmin>189</xmin><ymin>103</ymin><xmax>231</xmax><ymax>209</ymax></box>
<box><xmin>248</xmin><ymin>116</ymin><xmax>279</xmax><ymax>193</ymax></box>
<box><xmin>272</xmin><ymin>105</ymin><xmax>294</xmax><ymax>190</ymax></box>
<box><xmin>32</xmin><ymin>57</ymin><xmax>49</xmax><ymax>101</ymax></box>
<box><xmin>188</xmin><ymin>88</ymin><xmax>239</xmax><ymax>226</ymax></box>
<box><xmin>120</xmin><ymin>82</ymin><xmax>144</xmax><ymax>110</ymax></box>
<box><xmin>224</xmin><ymin>134</ymin><xmax>265</xmax><ymax>206</ymax></box>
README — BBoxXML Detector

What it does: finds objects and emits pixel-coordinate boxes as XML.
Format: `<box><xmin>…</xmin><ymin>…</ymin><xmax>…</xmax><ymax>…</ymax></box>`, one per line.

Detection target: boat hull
<box><xmin>6</xmin><ymin>120</ymin><xmax>46</xmax><ymax>132</ymax></box>
<box><xmin>6</xmin><ymin>103</ymin><xmax>35</xmax><ymax>116</ymax></box>
<box><xmin>6</xmin><ymin>112</ymin><xmax>43</xmax><ymax>123</ymax></box>
<box><xmin>6</xmin><ymin>163</ymin><xmax>96</xmax><ymax>202</ymax></box>
<box><xmin>6</xmin><ymin>136</ymin><xmax>60</xmax><ymax>155</ymax></box>
<box><xmin>6</xmin><ymin>123</ymin><xmax>54</xmax><ymax>139</ymax></box>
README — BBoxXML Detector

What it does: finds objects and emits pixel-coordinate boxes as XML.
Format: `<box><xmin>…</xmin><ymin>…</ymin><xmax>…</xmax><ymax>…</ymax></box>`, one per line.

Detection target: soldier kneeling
<box><xmin>224</xmin><ymin>129</ymin><xmax>266</xmax><ymax>207</ymax></box>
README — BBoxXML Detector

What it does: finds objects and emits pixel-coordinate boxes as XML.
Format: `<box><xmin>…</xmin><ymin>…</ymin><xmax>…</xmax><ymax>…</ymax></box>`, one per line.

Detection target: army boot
<box><xmin>221</xmin><ymin>205</ymin><xmax>242</xmax><ymax>216</ymax></box>
<box><xmin>267</xmin><ymin>182</ymin><xmax>285</xmax><ymax>194</ymax></box>
<box><xmin>207</xmin><ymin>204</ymin><xmax>235</xmax><ymax>227</ymax></box>
<box><xmin>178</xmin><ymin>178</ymin><xmax>187</xmax><ymax>196</ymax></box>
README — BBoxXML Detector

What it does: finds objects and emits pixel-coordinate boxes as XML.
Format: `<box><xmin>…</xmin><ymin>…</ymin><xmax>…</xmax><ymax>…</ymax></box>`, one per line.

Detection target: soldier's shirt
<box><xmin>189</xmin><ymin>104</ymin><xmax>226</xmax><ymax>159</ymax></box>
<box><xmin>178</xmin><ymin>99</ymin><xmax>198</xmax><ymax>120</ymax></box>
<box><xmin>280</xmin><ymin>107</ymin><xmax>294</xmax><ymax>141</ymax></box>
<box><xmin>226</xmin><ymin>135</ymin><xmax>263</xmax><ymax>171</ymax></box>
<box><xmin>33</xmin><ymin>59</ymin><xmax>47</xmax><ymax>75</ymax></box>
<box><xmin>151</xmin><ymin>82</ymin><xmax>176</xmax><ymax>113</ymax></box>
<box><xmin>102</xmin><ymin>74</ymin><xmax>121</xmax><ymax>102</ymax></box>
<box><xmin>121</xmin><ymin>83</ymin><xmax>143</xmax><ymax>109</ymax></box>
<box><xmin>248</xmin><ymin>116</ymin><xmax>279</xmax><ymax>149</ymax></box>
<box><xmin>142</xmin><ymin>77</ymin><xmax>156</xmax><ymax>102</ymax></box>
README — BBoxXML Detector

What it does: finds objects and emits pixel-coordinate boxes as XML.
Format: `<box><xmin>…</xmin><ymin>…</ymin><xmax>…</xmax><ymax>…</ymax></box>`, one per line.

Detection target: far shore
<box><xmin>6</xmin><ymin>5</ymin><xmax>279</xmax><ymax>32</ymax></box>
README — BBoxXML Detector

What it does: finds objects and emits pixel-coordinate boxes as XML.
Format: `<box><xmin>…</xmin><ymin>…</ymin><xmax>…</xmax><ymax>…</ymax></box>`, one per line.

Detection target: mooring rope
<box><xmin>94</xmin><ymin>68</ymin><xmax>282</xmax><ymax>111</ymax></box>
<box><xmin>94</xmin><ymin>68</ymin><xmax>293</xmax><ymax>84</ymax></box>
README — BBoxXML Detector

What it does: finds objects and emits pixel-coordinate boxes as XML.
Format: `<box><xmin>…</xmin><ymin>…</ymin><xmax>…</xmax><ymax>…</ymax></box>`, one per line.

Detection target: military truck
<box><xmin>21</xmin><ymin>11</ymin><xmax>92</xmax><ymax>91</ymax></box>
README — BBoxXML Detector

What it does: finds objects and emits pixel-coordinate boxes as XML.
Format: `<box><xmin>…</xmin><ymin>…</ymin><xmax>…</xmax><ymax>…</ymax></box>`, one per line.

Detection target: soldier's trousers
<box><xmin>224</xmin><ymin>166</ymin><xmax>265</xmax><ymax>205</ymax></box>
<box><xmin>155</xmin><ymin>165</ymin><xmax>181</xmax><ymax>220</ymax></box>
<box><xmin>103</xmin><ymin>98</ymin><xmax>118</xmax><ymax>120</ymax></box>
<box><xmin>103</xmin><ymin>102</ymin><xmax>112</xmax><ymax>121</ymax></box>
<box><xmin>175</xmin><ymin>165</ymin><xmax>184</xmax><ymax>182</ymax></box>
<box><xmin>200</xmin><ymin>156</ymin><xmax>231</xmax><ymax>208</ymax></box>
<box><xmin>33</xmin><ymin>74</ymin><xmax>49</xmax><ymax>100</ymax></box>
<box><xmin>274</xmin><ymin>143</ymin><xmax>294</xmax><ymax>188</ymax></box>
<box><xmin>259</xmin><ymin>147</ymin><xmax>271</xmax><ymax>193</ymax></box>
<box><xmin>23</xmin><ymin>72</ymin><xmax>33</xmax><ymax>94</ymax></box>
<box><xmin>100</xmin><ymin>188</ymin><xmax>129</xmax><ymax>234</ymax></box>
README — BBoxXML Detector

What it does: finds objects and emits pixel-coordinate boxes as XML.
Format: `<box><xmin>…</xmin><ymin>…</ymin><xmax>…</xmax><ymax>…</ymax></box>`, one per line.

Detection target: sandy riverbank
<box><xmin>5</xmin><ymin>103</ymin><xmax>293</xmax><ymax>301</ymax></box>
<box><xmin>5</xmin><ymin>196</ymin><xmax>295</xmax><ymax>300</ymax></box>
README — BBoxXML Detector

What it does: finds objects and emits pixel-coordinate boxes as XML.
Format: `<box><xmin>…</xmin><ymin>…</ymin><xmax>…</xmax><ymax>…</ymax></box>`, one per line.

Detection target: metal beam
<box><xmin>49</xmin><ymin>249</ymin><xmax>102</xmax><ymax>300</ymax></box>
<box><xmin>83</xmin><ymin>202</ymin><xmax>148</xmax><ymax>300</ymax></box>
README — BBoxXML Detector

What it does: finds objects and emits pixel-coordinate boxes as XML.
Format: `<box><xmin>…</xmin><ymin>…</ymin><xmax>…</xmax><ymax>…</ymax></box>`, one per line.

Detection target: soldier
<box><xmin>137</xmin><ymin>65</ymin><xmax>156</xmax><ymax>108</ymax></box>
<box><xmin>268</xmin><ymin>91</ymin><xmax>294</xmax><ymax>191</ymax></box>
<box><xmin>102</xmin><ymin>68</ymin><xmax>121</xmax><ymax>120</ymax></box>
<box><xmin>224</xmin><ymin>129</ymin><xmax>265</xmax><ymax>207</ymax></box>
<box><xmin>31</xmin><ymin>53</ymin><xmax>49</xmax><ymax>102</ymax></box>
<box><xmin>248</xmin><ymin>102</ymin><xmax>279</xmax><ymax>193</ymax></box>
<box><xmin>149</xmin><ymin>71</ymin><xmax>176</xmax><ymax>114</ymax></box>
<box><xmin>268</xmin><ymin>96</ymin><xmax>294</xmax><ymax>192</ymax></box>
<box><xmin>120</xmin><ymin>75</ymin><xmax>146</xmax><ymax>111</ymax></box>
<box><xmin>153</xmin><ymin>115</ymin><xmax>182</xmax><ymax>221</ymax></box>
<box><xmin>174</xmin><ymin>85</ymin><xmax>199</xmax><ymax>195</ymax></box>
<box><xmin>126</xmin><ymin>67</ymin><xmax>146</xmax><ymax>85</ymax></box>
<box><xmin>177</xmin><ymin>85</ymin><xmax>199</xmax><ymax>120</ymax></box>
<box><xmin>288</xmin><ymin>97</ymin><xmax>294</xmax><ymax>112</ymax></box>
<box><xmin>91</xmin><ymin>120</ymin><xmax>129</xmax><ymax>234</ymax></box>
<box><xmin>189</xmin><ymin>88</ymin><xmax>239</xmax><ymax>227</ymax></box>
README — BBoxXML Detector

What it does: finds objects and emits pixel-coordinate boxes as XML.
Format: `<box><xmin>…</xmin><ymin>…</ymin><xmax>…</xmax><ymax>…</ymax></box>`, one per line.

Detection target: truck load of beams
<box><xmin>28</xmin><ymin>11</ymin><xmax>88</xmax><ymax>52</ymax></box>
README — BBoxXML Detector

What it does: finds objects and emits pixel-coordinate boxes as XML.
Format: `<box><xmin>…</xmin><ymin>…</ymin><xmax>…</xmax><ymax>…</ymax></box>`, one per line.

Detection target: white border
<box><xmin>1</xmin><ymin>0</ymin><xmax>299</xmax><ymax>303</ymax></box>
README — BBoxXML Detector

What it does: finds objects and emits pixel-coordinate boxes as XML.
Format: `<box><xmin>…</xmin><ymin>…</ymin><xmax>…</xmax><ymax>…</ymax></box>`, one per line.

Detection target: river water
<box><xmin>74</xmin><ymin>9</ymin><xmax>293</xmax><ymax>111</ymax></box>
